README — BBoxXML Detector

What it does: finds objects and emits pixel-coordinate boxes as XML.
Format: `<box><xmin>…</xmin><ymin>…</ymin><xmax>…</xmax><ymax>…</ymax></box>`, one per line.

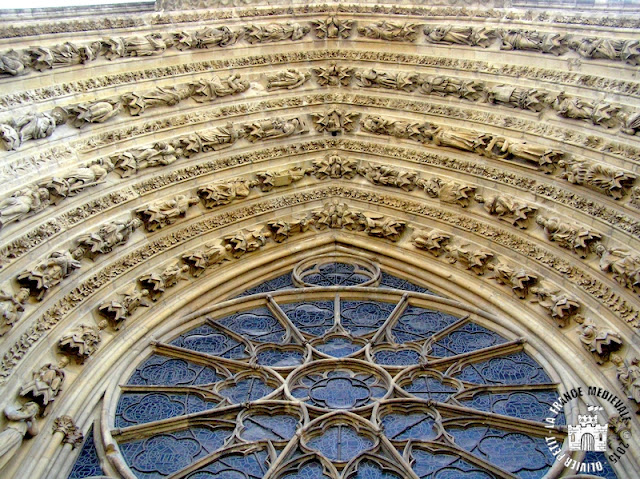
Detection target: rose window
<box><xmin>97</xmin><ymin>260</ymin><xmax>620</xmax><ymax>479</ymax></box>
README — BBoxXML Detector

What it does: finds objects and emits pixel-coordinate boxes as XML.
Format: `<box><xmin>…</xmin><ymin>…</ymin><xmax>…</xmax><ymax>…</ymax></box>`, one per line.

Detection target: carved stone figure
<box><xmin>17</xmin><ymin>249</ymin><xmax>84</xmax><ymax>300</ymax></box>
<box><xmin>488</xmin><ymin>85</ymin><xmax>550</xmax><ymax>112</ymax></box>
<box><xmin>0</xmin><ymin>288</ymin><xmax>29</xmax><ymax>336</ymax></box>
<box><xmin>312</xmin><ymin>202</ymin><xmax>364</xmax><ymax>231</ymax></box>
<box><xmin>361</xmin><ymin>116</ymin><xmax>426</xmax><ymax>142</ymax></box>
<box><xmin>578</xmin><ymin>320</ymin><xmax>622</xmax><ymax>364</ymax></box>
<box><xmin>66</xmin><ymin>99</ymin><xmax>120</xmax><ymax>128</ymax></box>
<box><xmin>621</xmin><ymin>111</ymin><xmax>640</xmax><ymax>136</ymax></box>
<box><xmin>135</xmin><ymin>195</ymin><xmax>199</xmax><ymax>232</ymax></box>
<box><xmin>359</xmin><ymin>163</ymin><xmax>417</xmax><ymax>191</ymax></box>
<box><xmin>182</xmin><ymin>243</ymin><xmax>227</xmax><ymax>277</ymax></box>
<box><xmin>560</xmin><ymin>160</ymin><xmax>636</xmax><ymax>199</ymax></box>
<box><xmin>0</xmin><ymin>186</ymin><xmax>50</xmax><ymax>229</ymax></box>
<box><xmin>28</xmin><ymin>41</ymin><xmax>100</xmax><ymax>71</ymax></box>
<box><xmin>475</xmin><ymin>194</ymin><xmax>537</xmax><ymax>229</ymax></box>
<box><xmin>314</xmin><ymin>63</ymin><xmax>354</xmax><ymax>87</ymax></box>
<box><xmin>488</xmin><ymin>262</ymin><xmax>538</xmax><ymax>299</ymax></box>
<box><xmin>531</xmin><ymin>285</ymin><xmax>581</xmax><ymax>326</ymax></box>
<box><xmin>500</xmin><ymin>30</ymin><xmax>568</xmax><ymax>55</ymax></box>
<box><xmin>0</xmin><ymin>402</ymin><xmax>40</xmax><ymax>470</ymax></box>
<box><xmin>412</xmin><ymin>229</ymin><xmax>451</xmax><ymax>257</ymax></box>
<box><xmin>445</xmin><ymin>244</ymin><xmax>494</xmax><ymax>275</ymax></box>
<box><xmin>113</xmin><ymin>142</ymin><xmax>178</xmax><ymax>177</ymax></box>
<box><xmin>484</xmin><ymin>136</ymin><xmax>564</xmax><ymax>173</ymax></box>
<box><xmin>596</xmin><ymin>245</ymin><xmax>640</xmax><ymax>292</ymax></box>
<box><xmin>256</xmin><ymin>167</ymin><xmax>305</xmax><ymax>192</ymax></box>
<box><xmin>19</xmin><ymin>358</ymin><xmax>68</xmax><ymax>415</ymax></box>
<box><xmin>358</xmin><ymin>21</ymin><xmax>420</xmax><ymax>41</ymax></box>
<box><xmin>553</xmin><ymin>93</ymin><xmax>619</xmax><ymax>128</ymax></box>
<box><xmin>139</xmin><ymin>264</ymin><xmax>189</xmax><ymax>301</ymax></box>
<box><xmin>122</xmin><ymin>85</ymin><xmax>192</xmax><ymax>116</ymax></box>
<box><xmin>420</xmin><ymin>178</ymin><xmax>476</xmax><ymax>207</ymax></box>
<box><xmin>267</xmin><ymin>218</ymin><xmax>311</xmax><ymax>243</ymax></box>
<box><xmin>99</xmin><ymin>288</ymin><xmax>150</xmax><ymax>328</ymax></box>
<box><xmin>244</xmin><ymin>22</ymin><xmax>309</xmax><ymax>43</ymax></box>
<box><xmin>419</xmin><ymin>76</ymin><xmax>484</xmax><ymax>101</ymax></box>
<box><xmin>621</xmin><ymin>39</ymin><xmax>640</xmax><ymax>66</ymax></box>
<box><xmin>242</xmin><ymin>117</ymin><xmax>308</xmax><ymax>142</ymax></box>
<box><xmin>191</xmin><ymin>74</ymin><xmax>249</xmax><ymax>102</ymax></box>
<box><xmin>75</xmin><ymin>218</ymin><xmax>142</xmax><ymax>259</ymax></box>
<box><xmin>312</xmin><ymin>155</ymin><xmax>358</xmax><ymax>180</ymax></box>
<box><xmin>0</xmin><ymin>124</ymin><xmax>20</xmax><ymax>150</ymax></box>
<box><xmin>266</xmin><ymin>69</ymin><xmax>310</xmax><ymax>90</ymax></box>
<box><xmin>569</xmin><ymin>37</ymin><xmax>622</xmax><ymax>61</ymax></box>
<box><xmin>58</xmin><ymin>324</ymin><xmax>103</xmax><ymax>363</ymax></box>
<box><xmin>612</xmin><ymin>355</ymin><xmax>640</xmax><ymax>407</ymax></box>
<box><xmin>10</xmin><ymin>110</ymin><xmax>66</xmax><ymax>144</ymax></box>
<box><xmin>197</xmin><ymin>179</ymin><xmax>251</xmax><ymax>208</ymax></box>
<box><xmin>223</xmin><ymin>230</ymin><xmax>270</xmax><ymax>258</ymax></box>
<box><xmin>40</xmin><ymin>159</ymin><xmax>114</xmax><ymax>203</ymax></box>
<box><xmin>364</xmin><ymin>214</ymin><xmax>406</xmax><ymax>242</ymax></box>
<box><xmin>356</xmin><ymin>69</ymin><xmax>417</xmax><ymax>91</ymax></box>
<box><xmin>311</xmin><ymin>109</ymin><xmax>360</xmax><ymax>134</ymax></box>
<box><xmin>424</xmin><ymin>26</ymin><xmax>496</xmax><ymax>48</ymax></box>
<box><xmin>103</xmin><ymin>33</ymin><xmax>169</xmax><ymax>59</ymax></box>
<box><xmin>0</xmin><ymin>51</ymin><xmax>26</xmax><ymax>76</ymax></box>
<box><xmin>313</xmin><ymin>17</ymin><xmax>353</xmax><ymax>39</ymax></box>
<box><xmin>429</xmin><ymin>125</ymin><xmax>487</xmax><ymax>153</ymax></box>
<box><xmin>193</xmin><ymin>26</ymin><xmax>241</xmax><ymax>48</ymax></box>
<box><xmin>536</xmin><ymin>215</ymin><xmax>601</xmax><ymax>258</ymax></box>
<box><xmin>197</xmin><ymin>123</ymin><xmax>241</xmax><ymax>151</ymax></box>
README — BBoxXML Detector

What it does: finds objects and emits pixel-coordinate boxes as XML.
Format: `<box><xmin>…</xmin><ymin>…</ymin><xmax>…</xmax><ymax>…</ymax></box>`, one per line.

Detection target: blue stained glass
<box><xmin>67</xmin><ymin>426</ymin><xmax>103</xmax><ymax>479</ymax></box>
<box><xmin>411</xmin><ymin>450</ymin><xmax>496</xmax><ymax>479</ymax></box>
<box><xmin>307</xmin><ymin>425</ymin><xmax>374</xmax><ymax>462</ymax></box>
<box><xmin>281</xmin><ymin>460</ymin><xmax>330</xmax><ymax>479</ymax></box>
<box><xmin>380</xmin><ymin>412</ymin><xmax>437</xmax><ymax>441</ymax></box>
<box><xmin>127</xmin><ymin>355</ymin><xmax>222</xmax><ymax>386</ymax></box>
<box><xmin>257</xmin><ymin>348</ymin><xmax>304</xmax><ymax>367</ymax></box>
<box><xmin>238</xmin><ymin>273</ymin><xmax>294</xmax><ymax>297</ymax></box>
<box><xmin>379</xmin><ymin>272</ymin><xmax>438</xmax><ymax>295</ymax></box>
<box><xmin>374</xmin><ymin>349</ymin><xmax>421</xmax><ymax>366</ymax></box>
<box><xmin>315</xmin><ymin>337</ymin><xmax>362</xmax><ymax>357</ymax></box>
<box><xmin>304</xmin><ymin>262</ymin><xmax>371</xmax><ymax>287</ymax></box>
<box><xmin>391</xmin><ymin>306</ymin><xmax>459</xmax><ymax>343</ymax></box>
<box><xmin>348</xmin><ymin>459</ymin><xmax>402</xmax><ymax>479</ymax></box>
<box><xmin>429</xmin><ymin>323</ymin><xmax>507</xmax><ymax>357</ymax></box>
<box><xmin>403</xmin><ymin>375</ymin><xmax>458</xmax><ymax>401</ymax></box>
<box><xmin>280</xmin><ymin>301</ymin><xmax>335</xmax><ymax>337</ymax></box>
<box><xmin>170</xmin><ymin>324</ymin><xmax>248</xmax><ymax>359</ymax></box>
<box><xmin>120</xmin><ymin>427</ymin><xmax>233</xmax><ymax>479</ymax></box>
<box><xmin>583</xmin><ymin>451</ymin><xmax>619</xmax><ymax>479</ymax></box>
<box><xmin>240</xmin><ymin>414</ymin><xmax>299</xmax><ymax>442</ymax></box>
<box><xmin>341</xmin><ymin>300</ymin><xmax>395</xmax><ymax>336</ymax></box>
<box><xmin>115</xmin><ymin>392</ymin><xmax>217</xmax><ymax>428</ymax></box>
<box><xmin>218</xmin><ymin>376</ymin><xmax>275</xmax><ymax>403</ymax></box>
<box><xmin>184</xmin><ymin>449</ymin><xmax>269</xmax><ymax>479</ymax></box>
<box><xmin>460</xmin><ymin>391</ymin><xmax>566</xmax><ymax>424</ymax></box>
<box><xmin>455</xmin><ymin>352</ymin><xmax>552</xmax><ymax>385</ymax></box>
<box><xmin>218</xmin><ymin>307</ymin><xmax>286</xmax><ymax>343</ymax></box>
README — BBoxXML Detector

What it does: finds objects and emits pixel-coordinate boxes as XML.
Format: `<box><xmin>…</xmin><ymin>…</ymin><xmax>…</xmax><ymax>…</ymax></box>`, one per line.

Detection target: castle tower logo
<box><xmin>567</xmin><ymin>405</ymin><xmax>608</xmax><ymax>452</ymax></box>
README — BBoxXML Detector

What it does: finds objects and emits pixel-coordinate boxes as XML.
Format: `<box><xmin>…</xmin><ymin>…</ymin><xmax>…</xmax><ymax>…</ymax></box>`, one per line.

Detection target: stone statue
<box><xmin>244</xmin><ymin>22</ymin><xmax>309</xmax><ymax>43</ymax></box>
<box><xmin>419</xmin><ymin>76</ymin><xmax>484</xmax><ymax>102</ymax></box>
<box><xmin>104</xmin><ymin>33</ymin><xmax>170</xmax><ymax>59</ymax></box>
<box><xmin>12</xmin><ymin>110</ymin><xmax>66</xmax><ymax>143</ymax></box>
<box><xmin>75</xmin><ymin>218</ymin><xmax>142</xmax><ymax>259</ymax></box>
<box><xmin>445</xmin><ymin>244</ymin><xmax>494</xmax><ymax>275</ymax></box>
<box><xmin>430</xmin><ymin>125</ymin><xmax>486</xmax><ymax>153</ymax></box>
<box><xmin>553</xmin><ymin>93</ymin><xmax>619</xmax><ymax>128</ymax></box>
<box><xmin>312</xmin><ymin>155</ymin><xmax>358</xmax><ymax>180</ymax></box>
<box><xmin>182</xmin><ymin>243</ymin><xmax>227</xmax><ymax>277</ymax></box>
<box><xmin>621</xmin><ymin>39</ymin><xmax>640</xmax><ymax>66</ymax></box>
<box><xmin>356</xmin><ymin>69</ymin><xmax>417</xmax><ymax>91</ymax></box>
<box><xmin>256</xmin><ymin>167</ymin><xmax>305</xmax><ymax>192</ymax></box>
<box><xmin>99</xmin><ymin>288</ymin><xmax>150</xmax><ymax>328</ymax></box>
<box><xmin>267</xmin><ymin>218</ymin><xmax>311</xmax><ymax>243</ymax></box>
<box><xmin>578</xmin><ymin>320</ymin><xmax>622</xmax><ymax>364</ymax></box>
<box><xmin>139</xmin><ymin>264</ymin><xmax>189</xmax><ymax>301</ymax></box>
<box><xmin>420</xmin><ymin>178</ymin><xmax>476</xmax><ymax>207</ymax></box>
<box><xmin>58</xmin><ymin>324</ymin><xmax>103</xmax><ymax>363</ymax></box>
<box><xmin>0</xmin><ymin>51</ymin><xmax>26</xmax><ymax>76</ymax></box>
<box><xmin>311</xmin><ymin>109</ymin><xmax>359</xmax><ymax>134</ymax></box>
<box><xmin>197</xmin><ymin>123</ymin><xmax>241</xmax><ymax>151</ymax></box>
<box><xmin>488</xmin><ymin>85</ymin><xmax>549</xmax><ymax>112</ymax></box>
<box><xmin>0</xmin><ymin>186</ymin><xmax>50</xmax><ymax>229</ymax></box>
<box><xmin>612</xmin><ymin>355</ymin><xmax>640</xmax><ymax>408</ymax></box>
<box><xmin>560</xmin><ymin>160</ymin><xmax>636</xmax><ymax>199</ymax></box>
<box><xmin>358</xmin><ymin>21</ymin><xmax>420</xmax><ymax>42</ymax></box>
<box><xmin>424</xmin><ymin>26</ymin><xmax>496</xmax><ymax>48</ymax></box>
<box><xmin>313</xmin><ymin>63</ymin><xmax>354</xmax><ymax>87</ymax></box>
<box><xmin>242</xmin><ymin>117</ymin><xmax>308</xmax><ymax>142</ymax></box>
<box><xmin>500</xmin><ymin>30</ymin><xmax>568</xmax><ymax>55</ymax></box>
<box><xmin>266</xmin><ymin>69</ymin><xmax>310</xmax><ymax>90</ymax></box>
<box><xmin>198</xmin><ymin>179</ymin><xmax>252</xmax><ymax>208</ymax></box>
<box><xmin>223</xmin><ymin>230</ymin><xmax>270</xmax><ymax>258</ymax></box>
<box><xmin>475</xmin><ymin>194</ymin><xmax>537</xmax><ymax>229</ymax></box>
<box><xmin>0</xmin><ymin>402</ymin><xmax>40</xmax><ymax>471</ymax></box>
<box><xmin>569</xmin><ymin>37</ymin><xmax>622</xmax><ymax>61</ymax></box>
<box><xmin>193</xmin><ymin>26</ymin><xmax>241</xmax><ymax>48</ymax></box>
<box><xmin>122</xmin><ymin>85</ymin><xmax>192</xmax><ymax>116</ymax></box>
<box><xmin>135</xmin><ymin>195</ymin><xmax>199</xmax><ymax>232</ymax></box>
<box><xmin>536</xmin><ymin>215</ymin><xmax>601</xmax><ymax>258</ymax></box>
<box><xmin>0</xmin><ymin>288</ymin><xmax>29</xmax><ymax>336</ymax></box>
<box><xmin>19</xmin><ymin>358</ymin><xmax>68</xmax><ymax>415</ymax></box>
<box><xmin>41</xmin><ymin>159</ymin><xmax>114</xmax><ymax>203</ymax></box>
<box><xmin>28</xmin><ymin>41</ymin><xmax>99</xmax><ymax>71</ymax></box>
<box><xmin>113</xmin><ymin>141</ymin><xmax>178</xmax><ymax>177</ymax></box>
<box><xmin>412</xmin><ymin>229</ymin><xmax>451</xmax><ymax>257</ymax></box>
<box><xmin>0</xmin><ymin>124</ymin><xmax>21</xmax><ymax>150</ymax></box>
<box><xmin>313</xmin><ymin>17</ymin><xmax>353</xmax><ymax>39</ymax></box>
<box><xmin>596</xmin><ymin>245</ymin><xmax>640</xmax><ymax>292</ymax></box>
<box><xmin>359</xmin><ymin>163</ymin><xmax>417</xmax><ymax>191</ymax></box>
<box><xmin>621</xmin><ymin>111</ymin><xmax>640</xmax><ymax>136</ymax></box>
<box><xmin>191</xmin><ymin>74</ymin><xmax>249</xmax><ymax>102</ymax></box>
<box><xmin>364</xmin><ymin>214</ymin><xmax>406</xmax><ymax>242</ymax></box>
<box><xmin>313</xmin><ymin>201</ymin><xmax>365</xmax><ymax>231</ymax></box>
<box><xmin>530</xmin><ymin>285</ymin><xmax>581</xmax><ymax>326</ymax></box>
<box><xmin>67</xmin><ymin>99</ymin><xmax>120</xmax><ymax>127</ymax></box>
<box><xmin>484</xmin><ymin>136</ymin><xmax>564</xmax><ymax>172</ymax></box>
<box><xmin>488</xmin><ymin>262</ymin><xmax>538</xmax><ymax>299</ymax></box>
<box><xmin>17</xmin><ymin>249</ymin><xmax>84</xmax><ymax>300</ymax></box>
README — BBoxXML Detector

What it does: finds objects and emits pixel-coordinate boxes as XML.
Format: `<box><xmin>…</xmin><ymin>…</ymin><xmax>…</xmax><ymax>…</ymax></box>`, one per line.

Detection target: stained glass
<box><xmin>170</xmin><ymin>324</ymin><xmax>249</xmax><ymax>359</ymax></box>
<box><xmin>280</xmin><ymin>301</ymin><xmax>335</xmax><ymax>337</ymax></box>
<box><xmin>341</xmin><ymin>300</ymin><xmax>395</xmax><ymax>336</ymax></box>
<box><xmin>67</xmin><ymin>426</ymin><xmax>103</xmax><ymax>479</ymax></box>
<box><xmin>218</xmin><ymin>306</ymin><xmax>286</xmax><ymax>343</ymax></box>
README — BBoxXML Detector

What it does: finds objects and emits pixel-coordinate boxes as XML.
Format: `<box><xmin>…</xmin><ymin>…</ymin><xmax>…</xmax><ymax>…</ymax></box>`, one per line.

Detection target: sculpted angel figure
<box><xmin>191</xmin><ymin>74</ymin><xmax>249</xmax><ymax>102</ymax></box>
<box><xmin>266</xmin><ymin>69</ymin><xmax>310</xmax><ymax>90</ymax></box>
<box><xmin>0</xmin><ymin>186</ymin><xmax>50</xmax><ymax>229</ymax></box>
<box><xmin>612</xmin><ymin>355</ymin><xmax>640</xmax><ymax>406</ymax></box>
<box><xmin>12</xmin><ymin>110</ymin><xmax>66</xmax><ymax>143</ymax></box>
<box><xmin>0</xmin><ymin>51</ymin><xmax>26</xmax><ymax>76</ymax></box>
<box><xmin>67</xmin><ymin>99</ymin><xmax>120</xmax><ymax>127</ymax></box>
<box><xmin>122</xmin><ymin>86</ymin><xmax>191</xmax><ymax>116</ymax></box>
<box><xmin>0</xmin><ymin>288</ymin><xmax>29</xmax><ymax>336</ymax></box>
<box><xmin>17</xmin><ymin>249</ymin><xmax>84</xmax><ymax>300</ymax></box>
<box><xmin>99</xmin><ymin>288</ymin><xmax>150</xmax><ymax>327</ymax></box>
<box><xmin>0</xmin><ymin>402</ymin><xmax>40</xmax><ymax>471</ymax></box>
<box><xmin>75</xmin><ymin>218</ymin><xmax>142</xmax><ymax>258</ymax></box>
<box><xmin>424</xmin><ymin>26</ymin><xmax>495</xmax><ymax>48</ymax></box>
<box><xmin>20</xmin><ymin>358</ymin><xmax>69</xmax><ymax>414</ymax></box>
<box><xmin>570</xmin><ymin>37</ymin><xmax>621</xmax><ymax>61</ymax></box>
<box><xmin>197</xmin><ymin>123</ymin><xmax>240</xmax><ymax>151</ymax></box>
<box><xmin>194</xmin><ymin>26</ymin><xmax>241</xmax><ymax>48</ymax></box>
<box><xmin>124</xmin><ymin>33</ymin><xmax>170</xmax><ymax>56</ymax></box>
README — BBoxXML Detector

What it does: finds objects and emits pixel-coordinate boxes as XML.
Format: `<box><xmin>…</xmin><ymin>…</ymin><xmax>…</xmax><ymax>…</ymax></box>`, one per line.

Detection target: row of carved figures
<box><xmin>1</xmin><ymin>18</ymin><xmax>639</xmax><ymax>79</ymax></box>
<box><xmin>4</xmin><ymin>64</ymin><xmax>640</xmax><ymax>152</ymax></box>
<box><xmin>0</xmin><ymin>73</ymin><xmax>249</xmax><ymax>151</ymax></box>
